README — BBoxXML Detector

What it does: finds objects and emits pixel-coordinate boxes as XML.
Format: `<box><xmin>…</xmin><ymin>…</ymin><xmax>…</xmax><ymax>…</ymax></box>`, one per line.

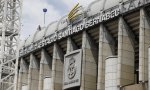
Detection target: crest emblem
<box><xmin>67</xmin><ymin>57</ymin><xmax>76</xmax><ymax>79</ymax></box>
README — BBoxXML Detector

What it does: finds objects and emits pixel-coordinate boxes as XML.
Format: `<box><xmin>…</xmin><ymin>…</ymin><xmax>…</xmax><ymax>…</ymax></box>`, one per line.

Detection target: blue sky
<box><xmin>21</xmin><ymin>0</ymin><xmax>95</xmax><ymax>40</ymax></box>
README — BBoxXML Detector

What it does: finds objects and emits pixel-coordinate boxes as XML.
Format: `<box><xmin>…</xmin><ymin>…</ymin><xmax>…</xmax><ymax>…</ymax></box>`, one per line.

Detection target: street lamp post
<box><xmin>43</xmin><ymin>8</ymin><xmax>47</xmax><ymax>27</ymax></box>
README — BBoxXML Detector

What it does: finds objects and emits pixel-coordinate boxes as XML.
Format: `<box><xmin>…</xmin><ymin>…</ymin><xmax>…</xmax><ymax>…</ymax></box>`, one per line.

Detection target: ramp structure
<box><xmin>0</xmin><ymin>0</ymin><xmax>22</xmax><ymax>90</ymax></box>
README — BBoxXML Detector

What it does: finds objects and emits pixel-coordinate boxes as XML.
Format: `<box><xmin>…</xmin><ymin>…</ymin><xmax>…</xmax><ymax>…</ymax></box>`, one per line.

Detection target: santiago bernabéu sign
<box><xmin>19</xmin><ymin>0</ymin><xmax>150</xmax><ymax>56</ymax></box>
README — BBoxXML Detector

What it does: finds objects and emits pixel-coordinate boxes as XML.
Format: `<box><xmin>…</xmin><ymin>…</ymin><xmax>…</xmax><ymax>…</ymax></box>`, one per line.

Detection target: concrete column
<box><xmin>148</xmin><ymin>48</ymin><xmax>150</xmax><ymax>90</ymax></box>
<box><xmin>80</xmin><ymin>31</ymin><xmax>98</xmax><ymax>90</ymax></box>
<box><xmin>51</xmin><ymin>43</ymin><xmax>64</xmax><ymax>90</ymax></box>
<box><xmin>18</xmin><ymin>58</ymin><xmax>28</xmax><ymax>90</ymax></box>
<box><xmin>117</xmin><ymin>17</ymin><xmax>135</xmax><ymax>87</ymax></box>
<box><xmin>67</xmin><ymin>37</ymin><xmax>78</xmax><ymax>53</ymax></box>
<box><xmin>18</xmin><ymin>69</ymin><xmax>22</xmax><ymax>90</ymax></box>
<box><xmin>28</xmin><ymin>54</ymin><xmax>39</xmax><ymax>90</ymax></box>
<box><xmin>139</xmin><ymin>8</ymin><xmax>150</xmax><ymax>82</ymax></box>
<box><xmin>97</xmin><ymin>24</ymin><xmax>115</xmax><ymax>90</ymax></box>
<box><xmin>105</xmin><ymin>56</ymin><xmax>118</xmax><ymax>90</ymax></box>
<box><xmin>38</xmin><ymin>49</ymin><xmax>52</xmax><ymax>90</ymax></box>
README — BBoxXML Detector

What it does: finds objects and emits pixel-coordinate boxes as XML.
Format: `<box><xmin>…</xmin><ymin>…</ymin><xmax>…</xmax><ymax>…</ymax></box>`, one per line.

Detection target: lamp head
<box><xmin>43</xmin><ymin>8</ymin><xmax>47</xmax><ymax>12</ymax></box>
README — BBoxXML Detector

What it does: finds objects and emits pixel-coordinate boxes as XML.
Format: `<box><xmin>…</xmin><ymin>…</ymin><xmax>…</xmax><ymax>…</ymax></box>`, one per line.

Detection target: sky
<box><xmin>21</xmin><ymin>0</ymin><xmax>96</xmax><ymax>40</ymax></box>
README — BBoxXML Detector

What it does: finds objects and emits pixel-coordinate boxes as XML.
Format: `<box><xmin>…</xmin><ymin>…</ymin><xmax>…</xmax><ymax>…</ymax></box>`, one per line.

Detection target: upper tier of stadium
<box><xmin>19</xmin><ymin>0</ymin><xmax>126</xmax><ymax>48</ymax></box>
<box><xmin>19</xmin><ymin>0</ymin><xmax>147</xmax><ymax>57</ymax></box>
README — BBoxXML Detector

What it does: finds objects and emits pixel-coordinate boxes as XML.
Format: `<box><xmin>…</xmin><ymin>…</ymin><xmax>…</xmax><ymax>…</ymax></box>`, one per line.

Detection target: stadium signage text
<box><xmin>19</xmin><ymin>8</ymin><xmax>120</xmax><ymax>56</ymax></box>
<box><xmin>19</xmin><ymin>0</ymin><xmax>150</xmax><ymax>56</ymax></box>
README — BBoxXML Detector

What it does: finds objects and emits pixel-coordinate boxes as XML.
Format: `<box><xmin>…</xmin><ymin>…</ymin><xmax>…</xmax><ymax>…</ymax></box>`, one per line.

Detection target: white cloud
<box><xmin>21</xmin><ymin>0</ymin><xmax>61</xmax><ymax>40</ymax></box>
<box><xmin>21</xmin><ymin>0</ymin><xmax>96</xmax><ymax>40</ymax></box>
<box><xmin>62</xmin><ymin>0</ymin><xmax>96</xmax><ymax>9</ymax></box>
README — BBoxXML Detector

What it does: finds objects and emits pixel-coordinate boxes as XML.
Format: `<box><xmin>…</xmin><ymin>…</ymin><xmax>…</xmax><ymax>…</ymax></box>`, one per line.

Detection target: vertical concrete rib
<box><xmin>18</xmin><ymin>58</ymin><xmax>28</xmax><ymax>90</ymax></box>
<box><xmin>38</xmin><ymin>49</ymin><xmax>52</xmax><ymax>90</ymax></box>
<box><xmin>51</xmin><ymin>43</ymin><xmax>64</xmax><ymax>90</ymax></box>
<box><xmin>67</xmin><ymin>37</ymin><xmax>78</xmax><ymax>53</ymax></box>
<box><xmin>28</xmin><ymin>54</ymin><xmax>39</xmax><ymax>90</ymax></box>
<box><xmin>117</xmin><ymin>17</ymin><xmax>135</xmax><ymax>87</ymax></box>
<box><xmin>139</xmin><ymin>8</ymin><xmax>150</xmax><ymax>82</ymax></box>
<box><xmin>97</xmin><ymin>24</ymin><xmax>115</xmax><ymax>90</ymax></box>
<box><xmin>81</xmin><ymin>31</ymin><xmax>98</xmax><ymax>90</ymax></box>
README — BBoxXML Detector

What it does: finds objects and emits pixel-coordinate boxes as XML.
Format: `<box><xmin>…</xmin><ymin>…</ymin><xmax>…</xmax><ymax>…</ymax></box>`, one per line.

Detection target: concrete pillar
<box><xmin>148</xmin><ymin>48</ymin><xmax>150</xmax><ymax>90</ymax></box>
<box><xmin>18</xmin><ymin>58</ymin><xmax>28</xmax><ymax>90</ymax></box>
<box><xmin>67</xmin><ymin>37</ymin><xmax>78</xmax><ymax>53</ymax></box>
<box><xmin>117</xmin><ymin>17</ymin><xmax>135</xmax><ymax>87</ymax></box>
<box><xmin>97</xmin><ymin>25</ymin><xmax>115</xmax><ymax>90</ymax></box>
<box><xmin>38</xmin><ymin>49</ymin><xmax>52</xmax><ymax>90</ymax></box>
<box><xmin>51</xmin><ymin>43</ymin><xmax>64</xmax><ymax>90</ymax></box>
<box><xmin>80</xmin><ymin>31</ymin><xmax>98</xmax><ymax>90</ymax></box>
<box><xmin>105</xmin><ymin>56</ymin><xmax>118</xmax><ymax>90</ymax></box>
<box><xmin>139</xmin><ymin>8</ymin><xmax>150</xmax><ymax>82</ymax></box>
<box><xmin>28</xmin><ymin>54</ymin><xmax>39</xmax><ymax>90</ymax></box>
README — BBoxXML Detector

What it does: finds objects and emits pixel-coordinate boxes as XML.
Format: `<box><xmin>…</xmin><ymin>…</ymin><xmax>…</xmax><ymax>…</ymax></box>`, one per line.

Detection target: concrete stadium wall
<box><xmin>17</xmin><ymin>1</ymin><xmax>150</xmax><ymax>90</ymax></box>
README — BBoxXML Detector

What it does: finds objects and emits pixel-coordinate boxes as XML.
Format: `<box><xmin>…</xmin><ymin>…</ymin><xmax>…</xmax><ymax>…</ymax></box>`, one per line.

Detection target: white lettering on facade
<box><xmin>20</xmin><ymin>9</ymin><xmax>120</xmax><ymax>56</ymax></box>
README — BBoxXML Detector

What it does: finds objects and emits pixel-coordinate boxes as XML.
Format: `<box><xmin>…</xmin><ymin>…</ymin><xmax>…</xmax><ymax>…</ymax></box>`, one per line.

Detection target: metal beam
<box><xmin>0</xmin><ymin>0</ymin><xmax>22</xmax><ymax>90</ymax></box>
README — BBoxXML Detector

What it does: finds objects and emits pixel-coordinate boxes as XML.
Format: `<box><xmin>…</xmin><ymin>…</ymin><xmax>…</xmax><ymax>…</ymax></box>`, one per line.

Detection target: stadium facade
<box><xmin>17</xmin><ymin>0</ymin><xmax>150</xmax><ymax>90</ymax></box>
